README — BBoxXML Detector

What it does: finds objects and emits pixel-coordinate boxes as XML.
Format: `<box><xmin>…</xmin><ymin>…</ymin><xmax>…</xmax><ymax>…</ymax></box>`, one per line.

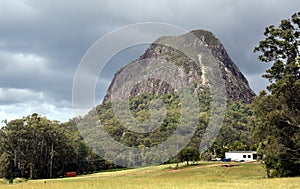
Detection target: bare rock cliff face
<box><xmin>104</xmin><ymin>30</ymin><xmax>255</xmax><ymax>103</ymax></box>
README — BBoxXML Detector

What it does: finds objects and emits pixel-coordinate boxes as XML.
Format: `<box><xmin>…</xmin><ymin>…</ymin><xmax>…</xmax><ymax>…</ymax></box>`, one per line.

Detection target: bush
<box><xmin>13</xmin><ymin>177</ymin><xmax>27</xmax><ymax>184</ymax></box>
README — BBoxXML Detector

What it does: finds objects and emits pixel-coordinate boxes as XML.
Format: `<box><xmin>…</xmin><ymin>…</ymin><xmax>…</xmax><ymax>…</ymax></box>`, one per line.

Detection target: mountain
<box><xmin>104</xmin><ymin>30</ymin><xmax>255</xmax><ymax>103</ymax></box>
<box><xmin>79</xmin><ymin>30</ymin><xmax>256</xmax><ymax>167</ymax></box>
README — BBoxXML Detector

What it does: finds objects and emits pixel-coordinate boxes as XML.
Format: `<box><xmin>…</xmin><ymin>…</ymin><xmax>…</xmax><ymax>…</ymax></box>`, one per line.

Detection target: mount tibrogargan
<box><xmin>79</xmin><ymin>30</ymin><xmax>256</xmax><ymax>166</ymax></box>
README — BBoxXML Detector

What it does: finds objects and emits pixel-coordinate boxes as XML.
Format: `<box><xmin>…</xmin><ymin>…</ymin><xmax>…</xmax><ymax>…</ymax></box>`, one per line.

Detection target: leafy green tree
<box><xmin>0</xmin><ymin>114</ymin><xmax>68</xmax><ymax>178</ymax></box>
<box><xmin>0</xmin><ymin>113</ymin><xmax>122</xmax><ymax>179</ymax></box>
<box><xmin>253</xmin><ymin>11</ymin><xmax>300</xmax><ymax>177</ymax></box>
<box><xmin>179</xmin><ymin>146</ymin><xmax>199</xmax><ymax>165</ymax></box>
<box><xmin>0</xmin><ymin>114</ymin><xmax>101</xmax><ymax>179</ymax></box>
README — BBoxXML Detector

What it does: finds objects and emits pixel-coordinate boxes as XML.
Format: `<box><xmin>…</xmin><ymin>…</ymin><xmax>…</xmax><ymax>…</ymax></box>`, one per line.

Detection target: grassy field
<box><xmin>1</xmin><ymin>162</ymin><xmax>300</xmax><ymax>189</ymax></box>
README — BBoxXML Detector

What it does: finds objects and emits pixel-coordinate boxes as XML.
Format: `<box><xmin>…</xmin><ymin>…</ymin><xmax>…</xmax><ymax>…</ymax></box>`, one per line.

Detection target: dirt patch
<box><xmin>166</xmin><ymin>163</ymin><xmax>232</xmax><ymax>172</ymax></box>
<box><xmin>222</xmin><ymin>164</ymin><xmax>239</xmax><ymax>168</ymax></box>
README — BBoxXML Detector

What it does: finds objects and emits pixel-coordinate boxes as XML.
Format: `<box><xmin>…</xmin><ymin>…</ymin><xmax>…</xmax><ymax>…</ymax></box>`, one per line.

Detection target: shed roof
<box><xmin>226</xmin><ymin>151</ymin><xmax>257</xmax><ymax>153</ymax></box>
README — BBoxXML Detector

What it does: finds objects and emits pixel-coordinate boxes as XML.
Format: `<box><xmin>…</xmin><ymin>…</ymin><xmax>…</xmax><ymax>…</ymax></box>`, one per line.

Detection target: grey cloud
<box><xmin>0</xmin><ymin>88</ymin><xmax>43</xmax><ymax>105</ymax></box>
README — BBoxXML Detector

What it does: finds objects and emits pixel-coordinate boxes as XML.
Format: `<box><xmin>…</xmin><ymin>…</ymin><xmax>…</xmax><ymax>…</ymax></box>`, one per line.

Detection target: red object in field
<box><xmin>64</xmin><ymin>172</ymin><xmax>77</xmax><ymax>177</ymax></box>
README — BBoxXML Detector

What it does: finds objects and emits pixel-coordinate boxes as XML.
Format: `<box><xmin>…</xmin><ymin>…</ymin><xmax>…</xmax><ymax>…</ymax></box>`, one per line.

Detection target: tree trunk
<box><xmin>266</xmin><ymin>168</ymin><xmax>270</xmax><ymax>178</ymax></box>
<box><xmin>29</xmin><ymin>163</ymin><xmax>33</xmax><ymax>179</ymax></box>
<box><xmin>50</xmin><ymin>143</ymin><xmax>54</xmax><ymax>178</ymax></box>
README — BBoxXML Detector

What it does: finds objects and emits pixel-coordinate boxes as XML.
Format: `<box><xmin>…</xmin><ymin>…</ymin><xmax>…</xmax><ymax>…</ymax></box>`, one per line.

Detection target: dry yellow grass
<box><xmin>1</xmin><ymin>162</ymin><xmax>299</xmax><ymax>189</ymax></box>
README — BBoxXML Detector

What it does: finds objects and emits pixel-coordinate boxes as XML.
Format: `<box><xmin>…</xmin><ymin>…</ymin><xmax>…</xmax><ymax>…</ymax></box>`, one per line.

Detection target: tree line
<box><xmin>252</xmin><ymin>11</ymin><xmax>300</xmax><ymax>177</ymax></box>
<box><xmin>0</xmin><ymin>113</ymin><xmax>117</xmax><ymax>179</ymax></box>
<box><xmin>0</xmin><ymin>93</ymin><xmax>254</xmax><ymax>179</ymax></box>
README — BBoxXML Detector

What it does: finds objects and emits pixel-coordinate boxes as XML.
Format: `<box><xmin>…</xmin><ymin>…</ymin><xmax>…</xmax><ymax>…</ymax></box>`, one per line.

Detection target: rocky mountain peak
<box><xmin>103</xmin><ymin>30</ymin><xmax>255</xmax><ymax>103</ymax></box>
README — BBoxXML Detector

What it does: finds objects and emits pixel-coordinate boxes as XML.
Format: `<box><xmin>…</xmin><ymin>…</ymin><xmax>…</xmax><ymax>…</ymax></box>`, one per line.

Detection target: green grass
<box><xmin>1</xmin><ymin>162</ymin><xmax>300</xmax><ymax>189</ymax></box>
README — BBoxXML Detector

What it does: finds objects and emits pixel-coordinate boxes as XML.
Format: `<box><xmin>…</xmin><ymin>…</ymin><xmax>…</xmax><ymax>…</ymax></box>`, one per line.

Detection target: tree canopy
<box><xmin>253</xmin><ymin>11</ymin><xmax>300</xmax><ymax>177</ymax></box>
<box><xmin>0</xmin><ymin>114</ymin><xmax>109</xmax><ymax>179</ymax></box>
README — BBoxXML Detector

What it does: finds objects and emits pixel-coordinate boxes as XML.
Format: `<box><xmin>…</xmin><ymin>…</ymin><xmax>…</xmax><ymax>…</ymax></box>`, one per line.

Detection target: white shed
<box><xmin>225</xmin><ymin>151</ymin><xmax>257</xmax><ymax>162</ymax></box>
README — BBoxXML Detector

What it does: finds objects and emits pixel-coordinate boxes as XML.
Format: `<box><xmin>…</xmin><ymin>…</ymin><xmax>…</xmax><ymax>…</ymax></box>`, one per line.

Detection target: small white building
<box><xmin>225</xmin><ymin>151</ymin><xmax>257</xmax><ymax>162</ymax></box>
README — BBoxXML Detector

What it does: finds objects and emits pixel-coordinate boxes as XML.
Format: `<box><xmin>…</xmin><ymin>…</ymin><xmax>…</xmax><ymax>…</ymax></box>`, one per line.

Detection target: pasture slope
<box><xmin>1</xmin><ymin>162</ymin><xmax>300</xmax><ymax>189</ymax></box>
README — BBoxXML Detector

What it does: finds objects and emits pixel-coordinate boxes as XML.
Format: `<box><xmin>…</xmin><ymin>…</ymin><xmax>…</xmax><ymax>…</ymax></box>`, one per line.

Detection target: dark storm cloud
<box><xmin>0</xmin><ymin>0</ymin><xmax>299</xmax><ymax>122</ymax></box>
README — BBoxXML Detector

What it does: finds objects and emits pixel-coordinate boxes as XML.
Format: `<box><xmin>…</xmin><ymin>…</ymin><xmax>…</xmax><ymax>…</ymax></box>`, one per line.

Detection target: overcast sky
<box><xmin>0</xmin><ymin>0</ymin><xmax>299</xmax><ymax>123</ymax></box>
